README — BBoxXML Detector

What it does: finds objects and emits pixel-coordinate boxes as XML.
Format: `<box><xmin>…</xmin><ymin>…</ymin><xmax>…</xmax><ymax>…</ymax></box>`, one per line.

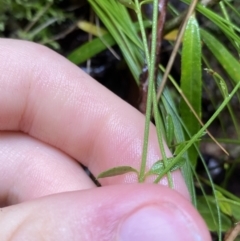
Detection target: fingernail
<box><xmin>117</xmin><ymin>204</ymin><xmax>203</xmax><ymax>241</ymax></box>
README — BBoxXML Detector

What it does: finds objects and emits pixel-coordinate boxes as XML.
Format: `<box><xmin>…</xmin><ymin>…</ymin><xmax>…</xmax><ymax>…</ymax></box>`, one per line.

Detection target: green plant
<box><xmin>71</xmin><ymin>1</ymin><xmax>240</xmax><ymax>240</ymax></box>
<box><xmin>3</xmin><ymin>0</ymin><xmax>240</xmax><ymax>240</ymax></box>
<box><xmin>0</xmin><ymin>0</ymin><xmax>74</xmax><ymax>49</ymax></box>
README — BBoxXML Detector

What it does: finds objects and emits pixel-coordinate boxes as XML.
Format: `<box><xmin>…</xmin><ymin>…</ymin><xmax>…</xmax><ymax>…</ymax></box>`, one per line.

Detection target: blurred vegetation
<box><xmin>0</xmin><ymin>0</ymin><xmax>75</xmax><ymax>49</ymax></box>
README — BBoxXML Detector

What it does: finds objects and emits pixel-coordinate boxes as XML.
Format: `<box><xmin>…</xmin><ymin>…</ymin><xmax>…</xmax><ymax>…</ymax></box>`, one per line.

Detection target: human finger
<box><xmin>0</xmin><ymin>131</ymin><xmax>95</xmax><ymax>206</ymax></box>
<box><xmin>0</xmin><ymin>39</ymin><xmax>189</xmax><ymax>197</ymax></box>
<box><xmin>0</xmin><ymin>184</ymin><xmax>211</xmax><ymax>241</ymax></box>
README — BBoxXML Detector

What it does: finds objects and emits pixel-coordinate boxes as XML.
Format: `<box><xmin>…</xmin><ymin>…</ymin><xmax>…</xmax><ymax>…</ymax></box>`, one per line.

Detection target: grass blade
<box><xmin>67</xmin><ymin>33</ymin><xmax>115</xmax><ymax>65</ymax></box>
<box><xmin>201</xmin><ymin>29</ymin><xmax>240</xmax><ymax>83</ymax></box>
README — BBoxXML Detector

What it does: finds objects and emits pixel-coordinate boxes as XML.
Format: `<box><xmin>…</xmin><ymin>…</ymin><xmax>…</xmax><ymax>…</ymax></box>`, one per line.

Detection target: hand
<box><xmin>0</xmin><ymin>39</ymin><xmax>211</xmax><ymax>240</ymax></box>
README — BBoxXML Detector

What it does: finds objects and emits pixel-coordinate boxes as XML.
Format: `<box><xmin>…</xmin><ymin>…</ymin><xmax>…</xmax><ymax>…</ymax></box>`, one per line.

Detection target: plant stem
<box><xmin>134</xmin><ymin>1</ymin><xmax>151</xmax><ymax>67</ymax></box>
<box><xmin>135</xmin><ymin>0</ymin><xmax>159</xmax><ymax>182</ymax></box>
<box><xmin>152</xmin><ymin>81</ymin><xmax>173</xmax><ymax>187</ymax></box>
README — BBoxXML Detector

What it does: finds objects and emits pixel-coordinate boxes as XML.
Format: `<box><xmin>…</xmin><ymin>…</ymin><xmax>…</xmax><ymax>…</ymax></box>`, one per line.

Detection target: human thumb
<box><xmin>1</xmin><ymin>184</ymin><xmax>211</xmax><ymax>241</ymax></box>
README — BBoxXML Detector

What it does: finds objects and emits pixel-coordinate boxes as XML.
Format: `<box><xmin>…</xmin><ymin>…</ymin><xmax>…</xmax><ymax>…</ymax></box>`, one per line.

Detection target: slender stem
<box><xmin>138</xmin><ymin>0</ymin><xmax>168</xmax><ymax>114</ymax></box>
<box><xmin>134</xmin><ymin>1</ymin><xmax>151</xmax><ymax>68</ymax></box>
<box><xmin>136</xmin><ymin>0</ymin><xmax>159</xmax><ymax>182</ymax></box>
<box><xmin>134</xmin><ymin>0</ymin><xmax>151</xmax><ymax>182</ymax></box>
<box><xmin>135</xmin><ymin>0</ymin><xmax>152</xmax><ymax>114</ymax></box>
<box><xmin>219</xmin><ymin>1</ymin><xmax>240</xmax><ymax>58</ymax></box>
<box><xmin>152</xmin><ymin>81</ymin><xmax>173</xmax><ymax>187</ymax></box>
<box><xmin>152</xmin><ymin>0</ymin><xmax>173</xmax><ymax>187</ymax></box>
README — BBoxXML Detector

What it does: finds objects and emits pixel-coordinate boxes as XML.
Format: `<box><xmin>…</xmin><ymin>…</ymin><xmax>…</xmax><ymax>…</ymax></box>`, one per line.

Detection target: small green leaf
<box><xmin>118</xmin><ymin>0</ymin><xmax>136</xmax><ymax>10</ymax></box>
<box><xmin>97</xmin><ymin>166</ymin><xmax>138</xmax><ymax>179</ymax></box>
<box><xmin>197</xmin><ymin>196</ymin><xmax>231</xmax><ymax>232</ymax></box>
<box><xmin>166</xmin><ymin>114</ymin><xmax>174</xmax><ymax>147</ymax></box>
<box><xmin>215</xmin><ymin>191</ymin><xmax>232</xmax><ymax>217</ymax></box>
<box><xmin>147</xmin><ymin>157</ymin><xmax>186</xmax><ymax>176</ymax></box>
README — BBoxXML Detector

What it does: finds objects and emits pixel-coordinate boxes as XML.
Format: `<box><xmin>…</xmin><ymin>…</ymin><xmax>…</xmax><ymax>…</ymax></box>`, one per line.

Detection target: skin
<box><xmin>0</xmin><ymin>39</ymin><xmax>211</xmax><ymax>240</ymax></box>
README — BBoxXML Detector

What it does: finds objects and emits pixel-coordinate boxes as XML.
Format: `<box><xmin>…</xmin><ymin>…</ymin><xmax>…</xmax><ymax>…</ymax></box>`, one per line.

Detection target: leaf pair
<box><xmin>97</xmin><ymin>157</ymin><xmax>186</xmax><ymax>180</ymax></box>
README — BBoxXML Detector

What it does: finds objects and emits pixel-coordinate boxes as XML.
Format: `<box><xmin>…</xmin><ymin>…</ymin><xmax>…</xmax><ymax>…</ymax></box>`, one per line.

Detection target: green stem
<box><xmin>219</xmin><ymin>1</ymin><xmax>240</xmax><ymax>58</ymax></box>
<box><xmin>152</xmin><ymin>80</ymin><xmax>173</xmax><ymax>187</ymax></box>
<box><xmin>134</xmin><ymin>1</ymin><xmax>150</xmax><ymax>67</ymax></box>
<box><xmin>135</xmin><ymin>0</ymin><xmax>159</xmax><ymax>182</ymax></box>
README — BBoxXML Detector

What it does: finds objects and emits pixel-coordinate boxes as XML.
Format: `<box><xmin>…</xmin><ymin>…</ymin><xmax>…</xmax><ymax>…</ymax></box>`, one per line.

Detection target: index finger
<box><xmin>0</xmin><ymin>39</ymin><xmax>189</xmax><ymax>197</ymax></box>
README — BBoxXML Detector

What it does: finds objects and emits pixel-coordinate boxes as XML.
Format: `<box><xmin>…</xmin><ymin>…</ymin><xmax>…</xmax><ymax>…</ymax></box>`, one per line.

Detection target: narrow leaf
<box><xmin>201</xmin><ymin>29</ymin><xmax>240</xmax><ymax>84</ymax></box>
<box><xmin>97</xmin><ymin>166</ymin><xmax>138</xmax><ymax>179</ymax></box>
<box><xmin>166</xmin><ymin>114</ymin><xmax>174</xmax><ymax>147</ymax></box>
<box><xmin>180</xmin><ymin>15</ymin><xmax>202</xmax><ymax>167</ymax></box>
<box><xmin>183</xmin><ymin>0</ymin><xmax>240</xmax><ymax>44</ymax></box>
<box><xmin>67</xmin><ymin>33</ymin><xmax>115</xmax><ymax>65</ymax></box>
<box><xmin>89</xmin><ymin>0</ymin><xmax>143</xmax><ymax>82</ymax></box>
